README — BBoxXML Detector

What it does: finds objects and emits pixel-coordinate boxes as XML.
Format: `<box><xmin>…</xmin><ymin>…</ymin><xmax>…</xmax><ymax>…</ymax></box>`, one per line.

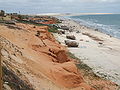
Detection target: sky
<box><xmin>0</xmin><ymin>0</ymin><xmax>120</xmax><ymax>14</ymax></box>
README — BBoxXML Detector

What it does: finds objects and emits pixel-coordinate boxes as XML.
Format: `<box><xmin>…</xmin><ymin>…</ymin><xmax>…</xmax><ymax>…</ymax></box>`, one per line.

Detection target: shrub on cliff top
<box><xmin>48</xmin><ymin>26</ymin><xmax>58</xmax><ymax>33</ymax></box>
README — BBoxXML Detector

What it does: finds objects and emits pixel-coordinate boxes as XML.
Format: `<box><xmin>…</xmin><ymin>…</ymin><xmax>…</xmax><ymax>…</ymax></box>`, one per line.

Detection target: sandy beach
<box><xmin>1</xmin><ymin>0</ymin><xmax>120</xmax><ymax>89</ymax></box>
<box><xmin>54</xmin><ymin>19</ymin><xmax>120</xmax><ymax>85</ymax></box>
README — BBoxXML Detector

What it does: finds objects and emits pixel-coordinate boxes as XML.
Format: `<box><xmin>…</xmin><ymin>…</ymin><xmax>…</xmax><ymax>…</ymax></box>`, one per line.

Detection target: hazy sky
<box><xmin>0</xmin><ymin>0</ymin><xmax>120</xmax><ymax>14</ymax></box>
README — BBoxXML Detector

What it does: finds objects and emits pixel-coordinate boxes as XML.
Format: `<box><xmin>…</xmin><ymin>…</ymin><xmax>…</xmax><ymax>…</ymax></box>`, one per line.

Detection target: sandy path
<box><xmin>54</xmin><ymin>19</ymin><xmax>120</xmax><ymax>85</ymax></box>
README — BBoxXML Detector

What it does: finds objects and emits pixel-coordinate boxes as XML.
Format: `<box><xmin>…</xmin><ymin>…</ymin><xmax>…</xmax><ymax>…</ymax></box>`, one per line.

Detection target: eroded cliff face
<box><xmin>0</xmin><ymin>23</ymin><xmax>118</xmax><ymax>90</ymax></box>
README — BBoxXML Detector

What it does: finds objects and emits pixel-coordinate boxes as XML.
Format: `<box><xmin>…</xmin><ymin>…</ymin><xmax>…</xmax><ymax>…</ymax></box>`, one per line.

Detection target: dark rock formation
<box><xmin>65</xmin><ymin>40</ymin><xmax>79</xmax><ymax>47</ymax></box>
<box><xmin>66</xmin><ymin>35</ymin><xmax>76</xmax><ymax>40</ymax></box>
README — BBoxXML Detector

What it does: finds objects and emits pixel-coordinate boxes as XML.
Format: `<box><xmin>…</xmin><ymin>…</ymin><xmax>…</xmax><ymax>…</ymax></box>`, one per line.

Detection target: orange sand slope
<box><xmin>0</xmin><ymin>23</ymin><xmax>118</xmax><ymax>90</ymax></box>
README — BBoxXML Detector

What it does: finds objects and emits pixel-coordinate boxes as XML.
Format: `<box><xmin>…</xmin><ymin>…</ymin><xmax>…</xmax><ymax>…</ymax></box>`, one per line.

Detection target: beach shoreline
<box><xmin>54</xmin><ymin>18</ymin><xmax>120</xmax><ymax>85</ymax></box>
<box><xmin>1</xmin><ymin>15</ymin><xmax>120</xmax><ymax>89</ymax></box>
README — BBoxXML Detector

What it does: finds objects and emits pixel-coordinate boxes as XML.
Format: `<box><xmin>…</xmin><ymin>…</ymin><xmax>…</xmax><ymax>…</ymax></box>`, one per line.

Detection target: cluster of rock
<box><xmin>57</xmin><ymin>25</ymin><xmax>79</xmax><ymax>47</ymax></box>
<box><xmin>65</xmin><ymin>35</ymin><xmax>79</xmax><ymax>47</ymax></box>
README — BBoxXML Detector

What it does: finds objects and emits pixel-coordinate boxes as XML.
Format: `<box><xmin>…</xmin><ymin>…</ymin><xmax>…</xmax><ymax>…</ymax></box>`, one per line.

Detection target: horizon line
<box><xmin>25</xmin><ymin>13</ymin><xmax>120</xmax><ymax>16</ymax></box>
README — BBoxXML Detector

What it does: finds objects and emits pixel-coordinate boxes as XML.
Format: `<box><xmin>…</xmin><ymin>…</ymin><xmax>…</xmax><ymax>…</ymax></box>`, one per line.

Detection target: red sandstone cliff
<box><xmin>0</xmin><ymin>23</ymin><xmax>118</xmax><ymax>90</ymax></box>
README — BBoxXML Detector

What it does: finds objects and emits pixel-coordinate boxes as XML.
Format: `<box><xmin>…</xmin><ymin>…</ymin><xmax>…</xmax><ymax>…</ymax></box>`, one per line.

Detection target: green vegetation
<box><xmin>0</xmin><ymin>10</ymin><xmax>11</xmax><ymax>21</ymax></box>
<box><xmin>48</xmin><ymin>26</ymin><xmax>58</xmax><ymax>33</ymax></box>
<box><xmin>15</xmin><ymin>14</ymin><xmax>59</xmax><ymax>33</ymax></box>
<box><xmin>0</xmin><ymin>10</ymin><xmax>5</xmax><ymax>16</ymax></box>
<box><xmin>67</xmin><ymin>52</ymin><xmax>80</xmax><ymax>60</ymax></box>
<box><xmin>67</xmin><ymin>52</ymin><xmax>102</xmax><ymax>79</ymax></box>
<box><xmin>67</xmin><ymin>52</ymin><xmax>92</xmax><ymax>71</ymax></box>
<box><xmin>17</xmin><ymin>15</ymin><xmax>29</xmax><ymax>20</ymax></box>
<box><xmin>17</xmin><ymin>19</ymin><xmax>46</xmax><ymax>26</ymax></box>
<box><xmin>0</xmin><ymin>16</ymin><xmax>11</xmax><ymax>21</ymax></box>
<box><xmin>17</xmin><ymin>19</ymin><xmax>59</xmax><ymax>33</ymax></box>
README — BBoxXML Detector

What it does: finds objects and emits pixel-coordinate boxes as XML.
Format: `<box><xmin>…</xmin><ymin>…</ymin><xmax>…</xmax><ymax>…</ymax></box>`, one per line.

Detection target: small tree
<box><xmin>0</xmin><ymin>10</ymin><xmax>5</xmax><ymax>16</ymax></box>
<box><xmin>18</xmin><ymin>15</ymin><xmax>24</xmax><ymax>20</ymax></box>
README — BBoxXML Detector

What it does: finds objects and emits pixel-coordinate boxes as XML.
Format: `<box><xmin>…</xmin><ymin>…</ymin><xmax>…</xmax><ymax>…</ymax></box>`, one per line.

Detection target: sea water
<box><xmin>69</xmin><ymin>14</ymin><xmax>120</xmax><ymax>39</ymax></box>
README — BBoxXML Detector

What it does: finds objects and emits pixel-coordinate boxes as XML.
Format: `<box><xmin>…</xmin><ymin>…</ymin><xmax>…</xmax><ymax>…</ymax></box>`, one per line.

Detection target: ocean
<box><xmin>69</xmin><ymin>14</ymin><xmax>120</xmax><ymax>39</ymax></box>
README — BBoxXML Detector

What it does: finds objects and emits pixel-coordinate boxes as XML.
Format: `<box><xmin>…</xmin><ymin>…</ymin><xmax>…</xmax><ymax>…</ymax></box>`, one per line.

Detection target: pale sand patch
<box><xmin>54</xmin><ymin>19</ymin><xmax>120</xmax><ymax>85</ymax></box>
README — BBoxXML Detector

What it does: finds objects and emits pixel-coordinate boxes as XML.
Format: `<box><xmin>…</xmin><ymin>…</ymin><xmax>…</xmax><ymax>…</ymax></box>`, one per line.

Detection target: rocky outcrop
<box><xmin>3</xmin><ymin>66</ymin><xmax>34</xmax><ymax>90</ymax></box>
<box><xmin>0</xmin><ymin>36</ymin><xmax>34</xmax><ymax>90</ymax></box>
<box><xmin>65</xmin><ymin>40</ymin><xmax>79</xmax><ymax>47</ymax></box>
<box><xmin>60</xmin><ymin>26</ymin><xmax>69</xmax><ymax>30</ymax></box>
<box><xmin>66</xmin><ymin>35</ymin><xmax>76</xmax><ymax>40</ymax></box>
